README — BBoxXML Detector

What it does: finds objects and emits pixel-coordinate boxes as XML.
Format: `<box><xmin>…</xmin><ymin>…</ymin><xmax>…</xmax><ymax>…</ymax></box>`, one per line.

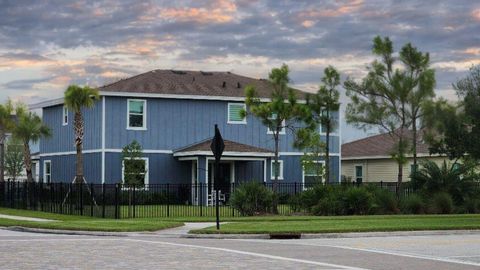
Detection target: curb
<box><xmin>185</xmin><ymin>229</ymin><xmax>480</xmax><ymax>239</ymax></box>
<box><xmin>5</xmin><ymin>226</ymin><xmax>131</xmax><ymax>237</ymax></box>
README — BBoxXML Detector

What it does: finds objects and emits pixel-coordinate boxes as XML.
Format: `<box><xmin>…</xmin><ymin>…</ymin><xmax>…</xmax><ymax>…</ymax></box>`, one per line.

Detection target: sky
<box><xmin>0</xmin><ymin>0</ymin><xmax>479</xmax><ymax>143</ymax></box>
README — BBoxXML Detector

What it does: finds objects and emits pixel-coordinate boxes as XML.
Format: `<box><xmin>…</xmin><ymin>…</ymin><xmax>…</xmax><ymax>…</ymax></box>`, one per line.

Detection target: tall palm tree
<box><xmin>0</xmin><ymin>100</ymin><xmax>14</xmax><ymax>182</ymax></box>
<box><xmin>64</xmin><ymin>85</ymin><xmax>99</xmax><ymax>183</ymax></box>
<box><xmin>13</xmin><ymin>111</ymin><xmax>51</xmax><ymax>182</ymax></box>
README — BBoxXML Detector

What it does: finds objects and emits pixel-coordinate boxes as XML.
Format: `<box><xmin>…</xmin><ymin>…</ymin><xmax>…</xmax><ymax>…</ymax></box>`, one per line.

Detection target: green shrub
<box><xmin>429</xmin><ymin>192</ymin><xmax>454</xmax><ymax>214</ymax></box>
<box><xmin>343</xmin><ymin>187</ymin><xmax>373</xmax><ymax>215</ymax></box>
<box><xmin>463</xmin><ymin>197</ymin><xmax>480</xmax><ymax>214</ymax></box>
<box><xmin>401</xmin><ymin>194</ymin><xmax>425</xmax><ymax>214</ymax></box>
<box><xmin>312</xmin><ymin>194</ymin><xmax>344</xmax><ymax>216</ymax></box>
<box><xmin>370</xmin><ymin>187</ymin><xmax>399</xmax><ymax>214</ymax></box>
<box><xmin>229</xmin><ymin>182</ymin><xmax>273</xmax><ymax>216</ymax></box>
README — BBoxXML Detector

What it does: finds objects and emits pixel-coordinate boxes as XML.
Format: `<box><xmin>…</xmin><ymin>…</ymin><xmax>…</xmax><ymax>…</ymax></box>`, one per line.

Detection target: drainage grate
<box><xmin>269</xmin><ymin>234</ymin><xmax>301</xmax><ymax>239</ymax></box>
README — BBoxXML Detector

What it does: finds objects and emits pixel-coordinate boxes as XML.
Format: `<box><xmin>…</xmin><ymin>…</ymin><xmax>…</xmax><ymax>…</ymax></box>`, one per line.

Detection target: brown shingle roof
<box><xmin>342</xmin><ymin>131</ymin><xmax>431</xmax><ymax>158</ymax></box>
<box><xmin>100</xmin><ymin>69</ymin><xmax>307</xmax><ymax>99</ymax></box>
<box><xmin>174</xmin><ymin>139</ymin><xmax>273</xmax><ymax>154</ymax></box>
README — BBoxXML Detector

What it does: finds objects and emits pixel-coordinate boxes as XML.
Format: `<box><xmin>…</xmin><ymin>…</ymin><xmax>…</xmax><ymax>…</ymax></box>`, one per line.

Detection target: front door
<box><xmin>208</xmin><ymin>162</ymin><xmax>232</xmax><ymax>204</ymax></box>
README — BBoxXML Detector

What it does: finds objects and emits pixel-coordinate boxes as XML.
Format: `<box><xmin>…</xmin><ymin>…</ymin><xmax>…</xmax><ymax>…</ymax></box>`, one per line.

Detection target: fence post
<box><xmin>79</xmin><ymin>183</ymin><xmax>84</xmax><ymax>216</ymax></box>
<box><xmin>114</xmin><ymin>183</ymin><xmax>120</xmax><ymax>219</ymax></box>
<box><xmin>59</xmin><ymin>183</ymin><xmax>63</xmax><ymax>214</ymax></box>
<box><xmin>102</xmin><ymin>183</ymin><xmax>106</xmax><ymax>218</ymax></box>
<box><xmin>132</xmin><ymin>185</ymin><xmax>136</xmax><ymax>218</ymax></box>
<box><xmin>199</xmin><ymin>183</ymin><xmax>203</xmax><ymax>217</ymax></box>
<box><xmin>90</xmin><ymin>183</ymin><xmax>94</xmax><ymax>217</ymax></box>
<box><xmin>166</xmin><ymin>183</ymin><xmax>170</xmax><ymax>218</ymax></box>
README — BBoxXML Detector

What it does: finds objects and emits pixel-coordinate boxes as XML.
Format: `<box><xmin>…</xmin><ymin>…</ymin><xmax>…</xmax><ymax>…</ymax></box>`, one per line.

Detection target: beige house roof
<box><xmin>342</xmin><ymin>131</ymin><xmax>431</xmax><ymax>160</ymax></box>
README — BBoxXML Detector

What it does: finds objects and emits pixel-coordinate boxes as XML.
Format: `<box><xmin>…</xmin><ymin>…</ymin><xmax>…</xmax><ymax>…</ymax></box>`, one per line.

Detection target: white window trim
<box><xmin>354</xmin><ymin>164</ymin><xmax>364</xmax><ymax>182</ymax></box>
<box><xmin>270</xmin><ymin>160</ymin><xmax>284</xmax><ymax>180</ymax></box>
<box><xmin>267</xmin><ymin>118</ymin><xmax>286</xmax><ymax>135</ymax></box>
<box><xmin>227</xmin><ymin>103</ymin><xmax>247</xmax><ymax>124</ymax></box>
<box><xmin>121</xmin><ymin>157</ymin><xmax>149</xmax><ymax>185</ymax></box>
<box><xmin>127</xmin><ymin>99</ymin><xmax>147</xmax><ymax>130</ymax></box>
<box><xmin>302</xmin><ymin>160</ymin><xmax>326</xmax><ymax>184</ymax></box>
<box><xmin>62</xmin><ymin>106</ymin><xmax>68</xmax><ymax>126</ymax></box>
<box><xmin>43</xmin><ymin>160</ymin><xmax>52</xmax><ymax>183</ymax></box>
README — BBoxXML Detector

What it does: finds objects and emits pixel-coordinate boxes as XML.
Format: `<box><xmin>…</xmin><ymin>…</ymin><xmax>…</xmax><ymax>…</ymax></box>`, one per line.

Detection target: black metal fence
<box><xmin>0</xmin><ymin>181</ymin><xmax>412</xmax><ymax>219</ymax></box>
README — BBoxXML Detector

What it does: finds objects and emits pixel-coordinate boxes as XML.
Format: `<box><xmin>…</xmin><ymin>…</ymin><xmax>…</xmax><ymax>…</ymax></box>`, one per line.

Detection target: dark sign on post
<box><xmin>210</xmin><ymin>124</ymin><xmax>224</xmax><ymax>230</ymax></box>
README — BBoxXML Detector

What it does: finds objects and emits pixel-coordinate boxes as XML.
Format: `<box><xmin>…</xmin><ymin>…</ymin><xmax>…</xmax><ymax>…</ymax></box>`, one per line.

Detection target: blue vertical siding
<box><xmin>234</xmin><ymin>161</ymin><xmax>264</xmax><ymax>182</ymax></box>
<box><xmin>39</xmin><ymin>153</ymin><xmax>102</xmax><ymax>184</ymax></box>
<box><xmin>41</xmin><ymin>103</ymin><xmax>102</xmax><ymax>153</ymax></box>
<box><xmin>104</xmin><ymin>153</ymin><xmax>191</xmax><ymax>184</ymax></box>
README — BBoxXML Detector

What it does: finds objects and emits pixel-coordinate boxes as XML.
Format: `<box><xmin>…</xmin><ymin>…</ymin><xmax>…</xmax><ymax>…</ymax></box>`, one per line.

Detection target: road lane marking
<box><xmin>123</xmin><ymin>238</ymin><xmax>370</xmax><ymax>270</ymax></box>
<box><xmin>228</xmin><ymin>239</ymin><xmax>480</xmax><ymax>267</ymax></box>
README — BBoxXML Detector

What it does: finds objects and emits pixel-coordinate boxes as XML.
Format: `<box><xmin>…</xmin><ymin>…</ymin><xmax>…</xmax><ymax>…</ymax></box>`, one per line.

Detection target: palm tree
<box><xmin>0</xmin><ymin>100</ymin><xmax>15</xmax><ymax>182</ymax></box>
<box><xmin>64</xmin><ymin>85</ymin><xmax>99</xmax><ymax>183</ymax></box>
<box><xmin>13</xmin><ymin>111</ymin><xmax>51</xmax><ymax>182</ymax></box>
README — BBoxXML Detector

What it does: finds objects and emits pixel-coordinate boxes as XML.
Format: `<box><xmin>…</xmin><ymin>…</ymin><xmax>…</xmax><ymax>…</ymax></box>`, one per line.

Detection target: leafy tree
<box><xmin>13</xmin><ymin>111</ymin><xmax>51</xmax><ymax>182</ymax></box>
<box><xmin>243</xmin><ymin>64</ymin><xmax>306</xmax><ymax>211</ymax></box>
<box><xmin>64</xmin><ymin>85</ymin><xmax>100</xmax><ymax>183</ymax></box>
<box><xmin>453</xmin><ymin>65</ymin><xmax>480</xmax><ymax>160</ymax></box>
<box><xmin>121</xmin><ymin>140</ymin><xmax>147</xmax><ymax>186</ymax></box>
<box><xmin>0</xmin><ymin>99</ymin><xmax>15</xmax><ymax>182</ymax></box>
<box><xmin>299</xmin><ymin>66</ymin><xmax>340</xmax><ymax>183</ymax></box>
<box><xmin>344</xmin><ymin>36</ymin><xmax>435</xmax><ymax>190</ymax></box>
<box><xmin>298</xmin><ymin>132</ymin><xmax>325</xmax><ymax>186</ymax></box>
<box><xmin>5</xmin><ymin>137</ymin><xmax>24</xmax><ymax>181</ymax></box>
<box><xmin>423</xmin><ymin>98</ymin><xmax>468</xmax><ymax>162</ymax></box>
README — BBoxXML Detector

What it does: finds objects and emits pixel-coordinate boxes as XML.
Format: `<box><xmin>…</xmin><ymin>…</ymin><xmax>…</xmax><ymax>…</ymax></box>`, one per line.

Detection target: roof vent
<box><xmin>193</xmin><ymin>76</ymin><xmax>195</xmax><ymax>82</ymax></box>
<box><xmin>237</xmin><ymin>82</ymin><xmax>241</xmax><ymax>88</ymax></box>
<box><xmin>200</xmin><ymin>71</ymin><xmax>213</xmax><ymax>76</ymax></box>
<box><xmin>171</xmin><ymin>70</ymin><xmax>186</xmax><ymax>75</ymax></box>
<box><xmin>222</xmin><ymin>81</ymin><xmax>226</xmax><ymax>88</ymax></box>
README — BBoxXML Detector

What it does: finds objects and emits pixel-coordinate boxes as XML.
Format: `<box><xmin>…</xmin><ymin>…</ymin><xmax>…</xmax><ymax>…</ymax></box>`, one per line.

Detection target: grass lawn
<box><xmin>0</xmin><ymin>208</ymin><xmax>183</xmax><ymax>232</ymax></box>
<box><xmin>191</xmin><ymin>214</ymin><xmax>480</xmax><ymax>234</ymax></box>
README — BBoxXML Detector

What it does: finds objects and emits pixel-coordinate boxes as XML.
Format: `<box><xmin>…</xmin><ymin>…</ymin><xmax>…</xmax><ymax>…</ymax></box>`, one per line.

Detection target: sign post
<box><xmin>210</xmin><ymin>124</ymin><xmax>225</xmax><ymax>230</ymax></box>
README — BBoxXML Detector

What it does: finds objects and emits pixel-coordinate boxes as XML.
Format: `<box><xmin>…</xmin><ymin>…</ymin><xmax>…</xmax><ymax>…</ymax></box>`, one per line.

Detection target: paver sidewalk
<box><xmin>0</xmin><ymin>214</ymin><xmax>56</xmax><ymax>222</ymax></box>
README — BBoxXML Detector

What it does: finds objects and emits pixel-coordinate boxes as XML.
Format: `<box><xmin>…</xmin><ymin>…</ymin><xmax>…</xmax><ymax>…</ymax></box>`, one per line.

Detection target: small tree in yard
<box><xmin>121</xmin><ymin>140</ymin><xmax>147</xmax><ymax>186</ymax></box>
<box><xmin>297</xmin><ymin>132</ymin><xmax>325</xmax><ymax>186</ymax></box>
<box><xmin>13</xmin><ymin>111</ymin><xmax>51</xmax><ymax>182</ymax></box>
<box><xmin>299</xmin><ymin>66</ymin><xmax>340</xmax><ymax>183</ymax></box>
<box><xmin>242</xmin><ymin>64</ymin><xmax>307</xmax><ymax>212</ymax></box>
<box><xmin>5</xmin><ymin>137</ymin><xmax>24</xmax><ymax>181</ymax></box>
<box><xmin>0</xmin><ymin>99</ymin><xmax>15</xmax><ymax>183</ymax></box>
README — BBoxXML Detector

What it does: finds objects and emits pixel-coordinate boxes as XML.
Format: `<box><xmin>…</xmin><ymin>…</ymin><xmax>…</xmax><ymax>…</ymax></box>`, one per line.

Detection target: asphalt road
<box><xmin>1</xmin><ymin>229</ymin><xmax>479</xmax><ymax>269</ymax></box>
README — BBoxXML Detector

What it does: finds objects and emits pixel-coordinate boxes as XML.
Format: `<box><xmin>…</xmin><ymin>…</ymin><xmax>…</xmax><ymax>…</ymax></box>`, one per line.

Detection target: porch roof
<box><xmin>173</xmin><ymin>139</ymin><xmax>274</xmax><ymax>157</ymax></box>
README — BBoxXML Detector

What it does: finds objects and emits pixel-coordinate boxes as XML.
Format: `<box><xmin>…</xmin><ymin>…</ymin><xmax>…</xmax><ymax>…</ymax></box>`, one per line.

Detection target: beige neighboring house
<box><xmin>341</xmin><ymin>132</ymin><xmax>449</xmax><ymax>183</ymax></box>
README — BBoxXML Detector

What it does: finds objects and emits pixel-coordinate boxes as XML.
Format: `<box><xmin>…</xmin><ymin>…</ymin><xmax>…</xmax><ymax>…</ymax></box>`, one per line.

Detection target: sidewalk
<box><xmin>0</xmin><ymin>214</ymin><xmax>56</xmax><ymax>222</ymax></box>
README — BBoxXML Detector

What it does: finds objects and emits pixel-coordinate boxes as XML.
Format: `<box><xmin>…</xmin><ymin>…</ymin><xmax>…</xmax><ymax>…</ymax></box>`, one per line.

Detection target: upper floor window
<box><xmin>227</xmin><ymin>103</ymin><xmax>246</xmax><ymax>124</ymax></box>
<box><xmin>267</xmin><ymin>113</ymin><xmax>286</xmax><ymax>134</ymax></box>
<box><xmin>62</xmin><ymin>106</ymin><xmax>68</xmax><ymax>126</ymax></box>
<box><xmin>127</xmin><ymin>99</ymin><xmax>147</xmax><ymax>130</ymax></box>
<box><xmin>320</xmin><ymin>110</ymin><xmax>338</xmax><ymax>134</ymax></box>
<box><xmin>271</xmin><ymin>160</ymin><xmax>284</xmax><ymax>180</ymax></box>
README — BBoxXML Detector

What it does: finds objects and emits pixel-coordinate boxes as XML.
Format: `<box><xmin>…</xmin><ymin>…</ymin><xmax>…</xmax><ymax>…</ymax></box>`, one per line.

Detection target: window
<box><xmin>122</xmin><ymin>158</ymin><xmax>149</xmax><ymax>185</ymax></box>
<box><xmin>354</xmin><ymin>165</ymin><xmax>363</xmax><ymax>183</ymax></box>
<box><xmin>271</xmin><ymin>160</ymin><xmax>284</xmax><ymax>180</ymax></box>
<box><xmin>410</xmin><ymin>163</ymin><xmax>418</xmax><ymax>177</ymax></box>
<box><xmin>43</xmin><ymin>160</ymin><xmax>51</xmax><ymax>183</ymax></box>
<box><xmin>62</xmin><ymin>106</ymin><xmax>68</xmax><ymax>126</ymax></box>
<box><xmin>267</xmin><ymin>113</ymin><xmax>286</xmax><ymax>134</ymax></box>
<box><xmin>303</xmin><ymin>161</ymin><xmax>325</xmax><ymax>186</ymax></box>
<box><xmin>127</xmin><ymin>99</ymin><xmax>147</xmax><ymax>130</ymax></box>
<box><xmin>227</xmin><ymin>103</ymin><xmax>247</xmax><ymax>124</ymax></box>
<box><xmin>319</xmin><ymin>110</ymin><xmax>338</xmax><ymax>134</ymax></box>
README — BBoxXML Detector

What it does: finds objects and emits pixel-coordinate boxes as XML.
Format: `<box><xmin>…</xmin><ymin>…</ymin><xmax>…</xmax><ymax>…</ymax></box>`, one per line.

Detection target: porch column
<box><xmin>197</xmin><ymin>156</ymin><xmax>208</xmax><ymax>206</ymax></box>
<box><xmin>265</xmin><ymin>157</ymin><xmax>272</xmax><ymax>183</ymax></box>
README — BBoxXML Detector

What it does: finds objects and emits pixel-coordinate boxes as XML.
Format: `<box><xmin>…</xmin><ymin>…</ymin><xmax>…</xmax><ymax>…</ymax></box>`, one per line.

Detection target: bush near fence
<box><xmin>1</xmin><ymin>180</ymin><xmax>470</xmax><ymax>219</ymax></box>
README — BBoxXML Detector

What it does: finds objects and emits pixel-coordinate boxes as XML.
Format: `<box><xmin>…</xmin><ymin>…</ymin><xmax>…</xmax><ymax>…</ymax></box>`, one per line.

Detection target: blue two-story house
<box><xmin>32</xmin><ymin>70</ymin><xmax>341</xmax><ymax>198</ymax></box>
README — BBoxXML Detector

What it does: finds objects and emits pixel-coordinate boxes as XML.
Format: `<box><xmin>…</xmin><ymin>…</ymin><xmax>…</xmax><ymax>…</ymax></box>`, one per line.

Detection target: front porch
<box><xmin>173</xmin><ymin>139</ymin><xmax>274</xmax><ymax>205</ymax></box>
